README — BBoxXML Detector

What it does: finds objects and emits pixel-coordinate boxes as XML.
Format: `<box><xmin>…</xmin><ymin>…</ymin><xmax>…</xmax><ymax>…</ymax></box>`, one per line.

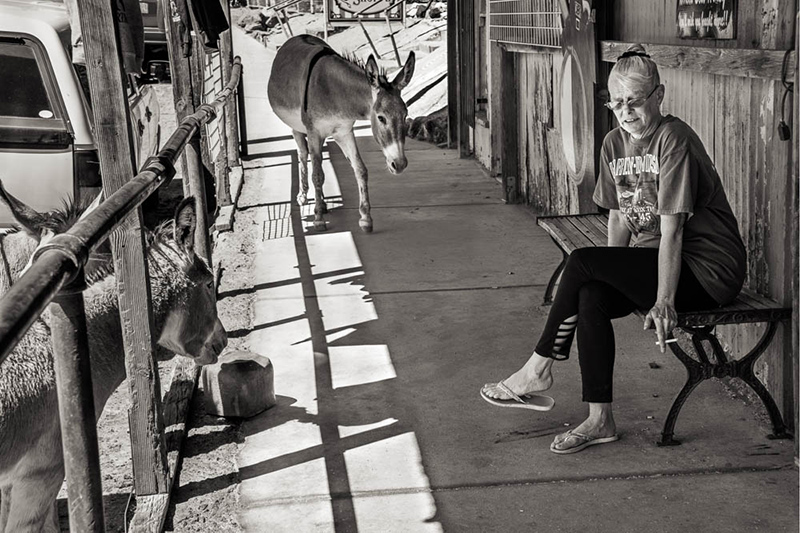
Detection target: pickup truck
<box><xmin>139</xmin><ymin>0</ymin><xmax>170</xmax><ymax>82</ymax></box>
<box><xmin>0</xmin><ymin>0</ymin><xmax>161</xmax><ymax>227</ymax></box>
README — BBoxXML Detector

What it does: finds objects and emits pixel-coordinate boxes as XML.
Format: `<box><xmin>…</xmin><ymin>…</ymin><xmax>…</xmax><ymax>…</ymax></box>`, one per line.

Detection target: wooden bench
<box><xmin>537</xmin><ymin>213</ymin><xmax>793</xmax><ymax>446</ymax></box>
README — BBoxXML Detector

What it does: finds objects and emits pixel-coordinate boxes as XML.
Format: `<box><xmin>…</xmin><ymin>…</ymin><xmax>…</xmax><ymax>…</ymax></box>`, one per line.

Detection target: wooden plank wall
<box><xmin>612</xmin><ymin>0</ymin><xmax>796</xmax><ymax>425</ymax></box>
<box><xmin>516</xmin><ymin>50</ymin><xmax>581</xmax><ymax>215</ymax></box>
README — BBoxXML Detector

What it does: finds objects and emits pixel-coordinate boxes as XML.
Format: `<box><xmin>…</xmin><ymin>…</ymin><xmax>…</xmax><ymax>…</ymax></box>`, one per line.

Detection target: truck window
<box><xmin>0</xmin><ymin>38</ymin><xmax>56</xmax><ymax>119</ymax></box>
<box><xmin>0</xmin><ymin>36</ymin><xmax>69</xmax><ymax>147</ymax></box>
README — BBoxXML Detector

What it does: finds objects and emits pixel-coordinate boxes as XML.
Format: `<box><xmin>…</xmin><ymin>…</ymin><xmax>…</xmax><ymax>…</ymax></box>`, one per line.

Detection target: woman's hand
<box><xmin>644</xmin><ymin>300</ymin><xmax>677</xmax><ymax>352</ymax></box>
<box><xmin>648</xmin><ymin>213</ymin><xmax>686</xmax><ymax>352</ymax></box>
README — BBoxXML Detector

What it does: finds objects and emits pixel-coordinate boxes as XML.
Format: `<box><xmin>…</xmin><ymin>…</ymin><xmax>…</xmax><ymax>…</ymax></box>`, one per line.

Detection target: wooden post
<box><xmin>237</xmin><ymin>64</ymin><xmax>249</xmax><ymax>157</ymax></box>
<box><xmin>50</xmin><ymin>274</ymin><xmax>105</xmax><ymax>533</ymax></box>
<box><xmin>214</xmin><ymin>50</ymin><xmax>232</xmax><ymax>207</ymax></box>
<box><xmin>792</xmin><ymin>4</ymin><xmax>799</xmax><ymax>456</ymax></box>
<box><xmin>500</xmin><ymin>48</ymin><xmax>518</xmax><ymax>204</ymax></box>
<box><xmin>160</xmin><ymin>0</ymin><xmax>212</xmax><ymax>264</ymax></box>
<box><xmin>323</xmin><ymin>0</ymin><xmax>328</xmax><ymax>40</ymax></box>
<box><xmin>457</xmin><ymin>0</ymin><xmax>474</xmax><ymax>158</ymax></box>
<box><xmin>160</xmin><ymin>0</ymin><xmax>201</xmax><ymax>201</ymax></box>
<box><xmin>385</xmin><ymin>13</ymin><xmax>401</xmax><ymax>67</ymax></box>
<box><xmin>189</xmin><ymin>36</ymin><xmax>213</xmax><ymax>265</ymax></box>
<box><xmin>281</xmin><ymin>9</ymin><xmax>293</xmax><ymax>36</ymax></box>
<box><xmin>447</xmin><ymin>0</ymin><xmax>458</xmax><ymax>148</ymax></box>
<box><xmin>191</xmin><ymin>41</ymin><xmax>213</xmax><ymax>172</ymax></box>
<box><xmin>218</xmin><ymin>0</ymin><xmax>238</xmax><ymax>206</ymax></box>
<box><xmin>489</xmin><ymin>40</ymin><xmax>503</xmax><ymax>177</ymax></box>
<box><xmin>77</xmin><ymin>0</ymin><xmax>170</xmax><ymax>499</ymax></box>
<box><xmin>358</xmin><ymin>17</ymin><xmax>381</xmax><ymax>59</ymax></box>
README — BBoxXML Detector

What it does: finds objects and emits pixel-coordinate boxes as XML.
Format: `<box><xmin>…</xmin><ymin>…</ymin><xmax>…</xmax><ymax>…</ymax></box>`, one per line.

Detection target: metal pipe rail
<box><xmin>0</xmin><ymin>54</ymin><xmax>242</xmax><ymax>367</ymax></box>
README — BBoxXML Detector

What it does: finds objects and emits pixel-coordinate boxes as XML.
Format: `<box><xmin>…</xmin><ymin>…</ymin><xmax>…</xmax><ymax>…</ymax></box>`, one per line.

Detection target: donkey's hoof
<box><xmin>314</xmin><ymin>220</ymin><xmax>328</xmax><ymax>231</ymax></box>
<box><xmin>359</xmin><ymin>220</ymin><xmax>373</xmax><ymax>233</ymax></box>
<box><xmin>297</xmin><ymin>194</ymin><xmax>308</xmax><ymax>206</ymax></box>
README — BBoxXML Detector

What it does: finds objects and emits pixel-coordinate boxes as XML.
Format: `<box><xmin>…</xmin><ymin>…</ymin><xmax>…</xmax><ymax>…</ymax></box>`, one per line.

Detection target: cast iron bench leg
<box><xmin>730</xmin><ymin>322</ymin><xmax>792</xmax><ymax>440</ymax></box>
<box><xmin>543</xmin><ymin>247</ymin><xmax>568</xmax><ymax>305</ymax></box>
<box><xmin>659</xmin><ymin>323</ymin><xmax>793</xmax><ymax>445</ymax></box>
<box><xmin>658</xmin><ymin>336</ymin><xmax>706</xmax><ymax>446</ymax></box>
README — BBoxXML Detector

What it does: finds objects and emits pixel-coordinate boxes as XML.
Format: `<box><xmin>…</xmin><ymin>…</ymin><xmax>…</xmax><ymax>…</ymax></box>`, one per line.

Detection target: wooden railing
<box><xmin>0</xmin><ymin>56</ymin><xmax>242</xmax><ymax>533</ymax></box>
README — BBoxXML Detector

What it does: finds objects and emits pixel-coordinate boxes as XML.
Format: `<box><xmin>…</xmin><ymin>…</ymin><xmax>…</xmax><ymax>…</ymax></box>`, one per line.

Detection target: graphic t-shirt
<box><xmin>593</xmin><ymin>115</ymin><xmax>746</xmax><ymax>305</ymax></box>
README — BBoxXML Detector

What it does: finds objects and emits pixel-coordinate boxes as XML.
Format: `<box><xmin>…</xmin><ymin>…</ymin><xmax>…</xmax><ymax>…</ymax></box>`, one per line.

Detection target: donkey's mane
<box><xmin>35</xmin><ymin>197</ymin><xmax>95</xmax><ymax>234</ymax></box>
<box><xmin>38</xmin><ymin>201</ymin><xmax>181</xmax><ymax>287</ymax></box>
<box><xmin>340</xmin><ymin>52</ymin><xmax>391</xmax><ymax>87</ymax></box>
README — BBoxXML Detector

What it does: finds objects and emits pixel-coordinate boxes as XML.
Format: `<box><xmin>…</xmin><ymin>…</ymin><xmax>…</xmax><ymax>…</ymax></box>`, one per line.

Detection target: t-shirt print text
<box><xmin>607</xmin><ymin>153</ymin><xmax>660</xmax><ymax>176</ymax></box>
<box><xmin>610</xmin><ymin>153</ymin><xmax>661</xmax><ymax>235</ymax></box>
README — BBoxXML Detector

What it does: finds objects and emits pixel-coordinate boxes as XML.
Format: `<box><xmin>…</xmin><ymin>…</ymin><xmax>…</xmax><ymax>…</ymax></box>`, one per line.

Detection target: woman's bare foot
<box><xmin>482</xmin><ymin>352</ymin><xmax>554</xmax><ymax>400</ymax></box>
<box><xmin>551</xmin><ymin>403</ymin><xmax>617</xmax><ymax>452</ymax></box>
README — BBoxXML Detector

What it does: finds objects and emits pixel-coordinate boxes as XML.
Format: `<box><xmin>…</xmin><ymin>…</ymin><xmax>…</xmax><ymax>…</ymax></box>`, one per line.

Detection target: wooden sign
<box><xmin>677</xmin><ymin>0</ymin><xmax>736</xmax><ymax>40</ymax></box>
<box><xmin>327</xmin><ymin>0</ymin><xmax>403</xmax><ymax>25</ymax></box>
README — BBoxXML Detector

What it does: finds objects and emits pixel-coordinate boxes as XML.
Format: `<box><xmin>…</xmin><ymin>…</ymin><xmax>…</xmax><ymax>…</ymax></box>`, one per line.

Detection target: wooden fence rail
<box><xmin>0</xmin><ymin>56</ymin><xmax>242</xmax><ymax>533</ymax></box>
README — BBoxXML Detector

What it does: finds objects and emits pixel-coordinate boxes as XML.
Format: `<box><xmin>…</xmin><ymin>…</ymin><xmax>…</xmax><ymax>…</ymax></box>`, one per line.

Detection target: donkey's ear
<box><xmin>365</xmin><ymin>55</ymin><xmax>381</xmax><ymax>89</ymax></box>
<box><xmin>0</xmin><ymin>179</ymin><xmax>48</xmax><ymax>238</ymax></box>
<box><xmin>173</xmin><ymin>196</ymin><xmax>197</xmax><ymax>256</ymax></box>
<box><xmin>391</xmin><ymin>51</ymin><xmax>415</xmax><ymax>91</ymax></box>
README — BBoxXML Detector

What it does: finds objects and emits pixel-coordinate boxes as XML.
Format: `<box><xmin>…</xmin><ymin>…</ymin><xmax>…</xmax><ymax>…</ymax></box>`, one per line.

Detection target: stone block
<box><xmin>202</xmin><ymin>350</ymin><xmax>276</xmax><ymax>418</ymax></box>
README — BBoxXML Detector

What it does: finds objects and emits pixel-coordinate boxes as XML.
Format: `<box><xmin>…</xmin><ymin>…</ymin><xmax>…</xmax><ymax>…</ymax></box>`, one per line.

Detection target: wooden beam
<box><xmin>500</xmin><ymin>49</ymin><xmax>518</xmax><ymax>204</ymax></box>
<box><xmin>447</xmin><ymin>0</ymin><xmax>458</xmax><ymax>147</ymax></box>
<box><xmin>558</xmin><ymin>0</ymin><xmax>569</xmax><ymax>19</ymax></box>
<box><xmin>159</xmin><ymin>0</ymin><xmax>212</xmax><ymax>265</ymax></box>
<box><xmin>499</xmin><ymin>42</ymin><xmax>560</xmax><ymax>55</ymax></box>
<box><xmin>601</xmin><ymin>41</ymin><xmax>796</xmax><ymax>80</ymax></box>
<box><xmin>217</xmin><ymin>0</ymin><xmax>236</xmax><ymax>207</ymax></box>
<box><xmin>189</xmin><ymin>36</ymin><xmax>213</xmax><ymax>264</ymax></box>
<box><xmin>129</xmin><ymin>494</ymin><xmax>170</xmax><ymax>533</ymax></box>
<box><xmin>792</xmin><ymin>5</ymin><xmax>799</xmax><ymax>453</ymax></box>
<box><xmin>77</xmin><ymin>0</ymin><xmax>170</xmax><ymax>502</ymax></box>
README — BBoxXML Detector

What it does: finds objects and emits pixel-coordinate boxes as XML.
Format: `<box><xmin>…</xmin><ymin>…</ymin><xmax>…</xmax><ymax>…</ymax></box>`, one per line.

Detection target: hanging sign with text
<box><xmin>327</xmin><ymin>0</ymin><xmax>404</xmax><ymax>25</ymax></box>
<box><xmin>677</xmin><ymin>0</ymin><xmax>736</xmax><ymax>40</ymax></box>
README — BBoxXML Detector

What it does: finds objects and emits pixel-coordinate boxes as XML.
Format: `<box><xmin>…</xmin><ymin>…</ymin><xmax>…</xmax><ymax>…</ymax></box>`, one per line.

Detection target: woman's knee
<box><xmin>563</xmin><ymin>247</ymin><xmax>605</xmax><ymax>277</ymax></box>
<box><xmin>578</xmin><ymin>281</ymin><xmax>614</xmax><ymax>309</ymax></box>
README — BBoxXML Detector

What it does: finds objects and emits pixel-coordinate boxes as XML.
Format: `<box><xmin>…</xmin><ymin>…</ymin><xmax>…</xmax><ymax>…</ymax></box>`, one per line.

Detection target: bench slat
<box><xmin>571</xmin><ymin>216</ymin><xmax>607</xmax><ymax>246</ymax></box>
<box><xmin>737</xmin><ymin>288</ymin><xmax>785</xmax><ymax>310</ymax></box>
<box><xmin>538</xmin><ymin>218</ymin><xmax>591</xmax><ymax>253</ymax></box>
<box><xmin>585</xmin><ymin>213</ymin><xmax>609</xmax><ymax>233</ymax></box>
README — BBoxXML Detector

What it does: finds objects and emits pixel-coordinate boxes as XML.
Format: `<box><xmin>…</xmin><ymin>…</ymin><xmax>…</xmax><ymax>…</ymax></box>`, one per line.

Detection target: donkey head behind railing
<box><xmin>268</xmin><ymin>34</ymin><xmax>415</xmax><ymax>233</ymax></box>
<box><xmin>0</xmin><ymin>189</ymin><xmax>227</xmax><ymax>532</ymax></box>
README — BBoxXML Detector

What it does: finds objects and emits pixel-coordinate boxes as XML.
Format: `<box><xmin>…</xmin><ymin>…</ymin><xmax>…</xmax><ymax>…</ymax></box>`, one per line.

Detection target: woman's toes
<box><xmin>481</xmin><ymin>383</ymin><xmax>508</xmax><ymax>399</ymax></box>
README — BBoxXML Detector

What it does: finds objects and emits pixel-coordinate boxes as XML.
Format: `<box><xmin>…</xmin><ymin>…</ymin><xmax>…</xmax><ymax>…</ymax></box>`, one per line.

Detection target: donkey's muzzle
<box><xmin>388</xmin><ymin>156</ymin><xmax>408</xmax><ymax>174</ymax></box>
<box><xmin>197</xmin><ymin>320</ymin><xmax>228</xmax><ymax>365</ymax></box>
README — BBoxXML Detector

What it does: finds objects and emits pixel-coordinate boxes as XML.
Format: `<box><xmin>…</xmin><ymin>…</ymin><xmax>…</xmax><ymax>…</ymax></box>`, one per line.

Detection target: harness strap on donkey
<box><xmin>301</xmin><ymin>41</ymin><xmax>337</xmax><ymax>127</ymax></box>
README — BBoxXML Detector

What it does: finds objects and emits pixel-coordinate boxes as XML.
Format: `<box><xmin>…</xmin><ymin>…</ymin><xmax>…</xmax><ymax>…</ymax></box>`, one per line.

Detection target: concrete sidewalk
<box><xmin>224</xmin><ymin>26</ymin><xmax>798</xmax><ymax>533</ymax></box>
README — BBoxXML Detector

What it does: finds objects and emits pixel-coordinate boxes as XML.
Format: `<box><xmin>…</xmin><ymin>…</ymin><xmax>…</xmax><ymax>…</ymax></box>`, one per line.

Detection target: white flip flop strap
<box><xmin>497</xmin><ymin>381</ymin><xmax>526</xmax><ymax>405</ymax></box>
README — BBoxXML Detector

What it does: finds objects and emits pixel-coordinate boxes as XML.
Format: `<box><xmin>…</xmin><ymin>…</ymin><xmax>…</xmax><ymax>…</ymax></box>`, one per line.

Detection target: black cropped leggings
<box><xmin>534</xmin><ymin>247</ymin><xmax>719</xmax><ymax>403</ymax></box>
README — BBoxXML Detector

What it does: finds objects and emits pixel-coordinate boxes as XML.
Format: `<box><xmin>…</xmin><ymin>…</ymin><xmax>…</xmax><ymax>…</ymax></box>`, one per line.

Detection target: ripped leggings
<box><xmin>534</xmin><ymin>247</ymin><xmax>719</xmax><ymax>403</ymax></box>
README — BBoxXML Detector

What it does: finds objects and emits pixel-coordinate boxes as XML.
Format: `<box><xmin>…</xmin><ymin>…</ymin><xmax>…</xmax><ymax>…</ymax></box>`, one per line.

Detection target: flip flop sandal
<box><xmin>550</xmin><ymin>430</ymin><xmax>619</xmax><ymax>454</ymax></box>
<box><xmin>479</xmin><ymin>381</ymin><xmax>555</xmax><ymax>411</ymax></box>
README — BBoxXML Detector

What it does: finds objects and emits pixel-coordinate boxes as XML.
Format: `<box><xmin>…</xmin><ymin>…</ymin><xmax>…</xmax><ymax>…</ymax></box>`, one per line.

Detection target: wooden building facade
<box><xmin>450</xmin><ymin>0</ymin><xmax>799</xmax><ymax>434</ymax></box>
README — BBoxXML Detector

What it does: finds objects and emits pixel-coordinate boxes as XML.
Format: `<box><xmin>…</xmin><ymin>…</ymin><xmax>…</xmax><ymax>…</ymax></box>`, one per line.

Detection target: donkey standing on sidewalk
<box><xmin>268</xmin><ymin>34</ymin><xmax>415</xmax><ymax>233</ymax></box>
<box><xmin>0</xmin><ymin>191</ymin><xmax>227</xmax><ymax>533</ymax></box>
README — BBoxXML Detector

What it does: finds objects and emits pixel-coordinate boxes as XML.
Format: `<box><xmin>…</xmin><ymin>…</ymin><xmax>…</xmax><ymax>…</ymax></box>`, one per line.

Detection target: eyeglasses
<box><xmin>605</xmin><ymin>85</ymin><xmax>659</xmax><ymax>111</ymax></box>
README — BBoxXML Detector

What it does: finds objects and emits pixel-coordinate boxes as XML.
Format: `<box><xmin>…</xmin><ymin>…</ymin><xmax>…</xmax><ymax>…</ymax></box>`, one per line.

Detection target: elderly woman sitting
<box><xmin>481</xmin><ymin>44</ymin><xmax>747</xmax><ymax>454</ymax></box>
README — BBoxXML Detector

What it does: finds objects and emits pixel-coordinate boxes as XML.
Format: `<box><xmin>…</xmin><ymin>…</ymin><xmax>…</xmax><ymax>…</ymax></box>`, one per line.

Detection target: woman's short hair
<box><xmin>610</xmin><ymin>44</ymin><xmax>660</xmax><ymax>88</ymax></box>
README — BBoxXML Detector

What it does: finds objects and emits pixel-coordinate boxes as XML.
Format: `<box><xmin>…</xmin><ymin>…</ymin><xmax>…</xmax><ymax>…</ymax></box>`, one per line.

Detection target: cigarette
<box><xmin>655</xmin><ymin>339</ymin><xmax>678</xmax><ymax>345</ymax></box>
